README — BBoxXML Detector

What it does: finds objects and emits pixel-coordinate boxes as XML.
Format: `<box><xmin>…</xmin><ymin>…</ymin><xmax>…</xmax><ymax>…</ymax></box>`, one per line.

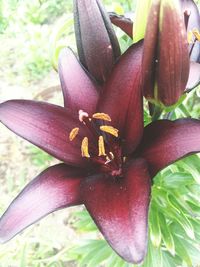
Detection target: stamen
<box><xmin>109</xmin><ymin>152</ymin><xmax>115</xmax><ymax>159</ymax></box>
<box><xmin>92</xmin><ymin>113</ymin><xmax>111</xmax><ymax>121</ymax></box>
<box><xmin>69</xmin><ymin>127</ymin><xmax>79</xmax><ymax>141</ymax></box>
<box><xmin>193</xmin><ymin>29</ymin><xmax>200</xmax><ymax>41</ymax></box>
<box><xmin>79</xmin><ymin>110</ymin><xmax>89</xmax><ymax>122</ymax></box>
<box><xmin>98</xmin><ymin>136</ymin><xmax>106</xmax><ymax>156</ymax></box>
<box><xmin>105</xmin><ymin>156</ymin><xmax>111</xmax><ymax>164</ymax></box>
<box><xmin>187</xmin><ymin>31</ymin><xmax>193</xmax><ymax>44</ymax></box>
<box><xmin>81</xmin><ymin>137</ymin><xmax>90</xmax><ymax>158</ymax></box>
<box><xmin>100</xmin><ymin>125</ymin><xmax>119</xmax><ymax>137</ymax></box>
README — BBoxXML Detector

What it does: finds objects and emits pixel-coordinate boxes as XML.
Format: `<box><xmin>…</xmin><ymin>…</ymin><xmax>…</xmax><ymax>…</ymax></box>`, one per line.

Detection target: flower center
<box><xmin>69</xmin><ymin>110</ymin><xmax>123</xmax><ymax>176</ymax></box>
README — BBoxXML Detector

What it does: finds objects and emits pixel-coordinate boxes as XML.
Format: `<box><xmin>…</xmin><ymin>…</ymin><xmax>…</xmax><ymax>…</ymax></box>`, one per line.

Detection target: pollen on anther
<box><xmin>69</xmin><ymin>127</ymin><xmax>79</xmax><ymax>141</ymax></box>
<box><xmin>98</xmin><ymin>136</ymin><xmax>106</xmax><ymax>156</ymax></box>
<box><xmin>100</xmin><ymin>125</ymin><xmax>119</xmax><ymax>137</ymax></box>
<box><xmin>92</xmin><ymin>113</ymin><xmax>111</xmax><ymax>121</ymax></box>
<box><xmin>187</xmin><ymin>31</ymin><xmax>193</xmax><ymax>44</ymax></box>
<box><xmin>81</xmin><ymin>137</ymin><xmax>90</xmax><ymax>158</ymax></box>
<box><xmin>193</xmin><ymin>29</ymin><xmax>200</xmax><ymax>41</ymax></box>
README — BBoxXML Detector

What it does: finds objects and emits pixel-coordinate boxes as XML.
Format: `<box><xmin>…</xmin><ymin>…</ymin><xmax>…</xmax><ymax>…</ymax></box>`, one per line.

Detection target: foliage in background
<box><xmin>0</xmin><ymin>0</ymin><xmax>200</xmax><ymax>266</ymax></box>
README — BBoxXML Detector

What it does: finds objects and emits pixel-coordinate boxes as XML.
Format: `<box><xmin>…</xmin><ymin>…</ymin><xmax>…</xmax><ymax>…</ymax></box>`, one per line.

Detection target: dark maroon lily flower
<box><xmin>1</xmin><ymin>0</ymin><xmax>200</xmax><ymax>264</ymax></box>
<box><xmin>1</xmin><ymin>40</ymin><xmax>200</xmax><ymax>263</ymax></box>
<box><xmin>110</xmin><ymin>0</ymin><xmax>200</xmax><ymax>100</ymax></box>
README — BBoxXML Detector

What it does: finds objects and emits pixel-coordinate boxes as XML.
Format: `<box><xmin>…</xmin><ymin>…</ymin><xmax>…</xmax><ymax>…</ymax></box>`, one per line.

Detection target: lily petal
<box><xmin>0</xmin><ymin>100</ymin><xmax>96</xmax><ymax>166</ymax></box>
<box><xmin>136</xmin><ymin>119</ymin><xmax>200</xmax><ymax>177</ymax></box>
<box><xmin>81</xmin><ymin>159</ymin><xmax>151</xmax><ymax>264</ymax></box>
<box><xmin>0</xmin><ymin>164</ymin><xmax>83</xmax><ymax>243</ymax></box>
<box><xmin>181</xmin><ymin>0</ymin><xmax>200</xmax><ymax>62</ymax></box>
<box><xmin>157</xmin><ymin>1</ymin><xmax>190</xmax><ymax>106</ymax></box>
<box><xmin>97</xmin><ymin>41</ymin><xmax>143</xmax><ymax>154</ymax></box>
<box><xmin>74</xmin><ymin>0</ymin><xmax>120</xmax><ymax>83</ymax></box>
<box><xmin>142</xmin><ymin>0</ymin><xmax>190</xmax><ymax>106</ymax></box>
<box><xmin>186</xmin><ymin>62</ymin><xmax>200</xmax><ymax>90</ymax></box>
<box><xmin>109</xmin><ymin>12</ymin><xmax>133</xmax><ymax>38</ymax></box>
<box><xmin>58</xmin><ymin>48</ymin><xmax>99</xmax><ymax>113</ymax></box>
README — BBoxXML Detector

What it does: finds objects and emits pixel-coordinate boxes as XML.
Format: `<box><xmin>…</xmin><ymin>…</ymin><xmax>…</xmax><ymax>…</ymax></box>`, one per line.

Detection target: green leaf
<box><xmin>173</xmin><ymin>236</ymin><xmax>193</xmax><ymax>266</ymax></box>
<box><xmin>162</xmin><ymin>172</ymin><xmax>194</xmax><ymax>189</ymax></box>
<box><xmin>149</xmin><ymin>243</ymin><xmax>163</xmax><ymax>267</ymax></box>
<box><xmin>165</xmin><ymin>196</ymin><xmax>195</xmax><ymax>240</ymax></box>
<box><xmin>86</xmin><ymin>244</ymin><xmax>113</xmax><ymax>267</ymax></box>
<box><xmin>149</xmin><ymin>204</ymin><xmax>162</xmax><ymax>247</ymax></box>
<box><xmin>72</xmin><ymin>210</ymin><xmax>97</xmax><ymax>232</ymax></box>
<box><xmin>159</xmin><ymin>213</ymin><xmax>175</xmax><ymax>256</ymax></box>
<box><xmin>162</xmin><ymin>251</ymin><xmax>181</xmax><ymax>267</ymax></box>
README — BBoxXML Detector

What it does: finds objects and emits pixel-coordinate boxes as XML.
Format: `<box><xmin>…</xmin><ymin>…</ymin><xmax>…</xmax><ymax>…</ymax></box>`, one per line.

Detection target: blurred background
<box><xmin>1</xmin><ymin>1</ymin><xmax>200</xmax><ymax>267</ymax></box>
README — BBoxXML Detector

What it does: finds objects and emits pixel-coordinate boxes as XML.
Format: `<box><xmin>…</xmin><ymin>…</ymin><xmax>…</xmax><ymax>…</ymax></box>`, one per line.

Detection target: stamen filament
<box><xmin>98</xmin><ymin>136</ymin><xmax>106</xmax><ymax>156</ymax></box>
<box><xmin>69</xmin><ymin>127</ymin><xmax>79</xmax><ymax>141</ymax></box>
<box><xmin>100</xmin><ymin>125</ymin><xmax>119</xmax><ymax>137</ymax></box>
<box><xmin>81</xmin><ymin>137</ymin><xmax>90</xmax><ymax>158</ymax></box>
<box><xmin>92</xmin><ymin>113</ymin><xmax>111</xmax><ymax>121</ymax></box>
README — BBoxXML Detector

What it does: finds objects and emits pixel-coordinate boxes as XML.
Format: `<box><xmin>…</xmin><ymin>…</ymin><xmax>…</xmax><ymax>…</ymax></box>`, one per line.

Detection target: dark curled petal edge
<box><xmin>96</xmin><ymin>1</ymin><xmax>121</xmax><ymax>59</ymax></box>
<box><xmin>109</xmin><ymin>12</ymin><xmax>133</xmax><ymax>38</ymax></box>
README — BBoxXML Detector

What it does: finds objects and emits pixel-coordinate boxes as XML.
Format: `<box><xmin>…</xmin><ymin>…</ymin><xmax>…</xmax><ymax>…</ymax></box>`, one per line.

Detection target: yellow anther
<box><xmin>187</xmin><ymin>30</ymin><xmax>193</xmax><ymax>44</ymax></box>
<box><xmin>193</xmin><ymin>29</ymin><xmax>200</xmax><ymax>41</ymax></box>
<box><xmin>98</xmin><ymin>136</ymin><xmax>106</xmax><ymax>156</ymax></box>
<box><xmin>81</xmin><ymin>137</ymin><xmax>90</xmax><ymax>158</ymax></box>
<box><xmin>100</xmin><ymin>125</ymin><xmax>119</xmax><ymax>137</ymax></box>
<box><xmin>69</xmin><ymin>127</ymin><xmax>79</xmax><ymax>141</ymax></box>
<box><xmin>92</xmin><ymin>113</ymin><xmax>111</xmax><ymax>121</ymax></box>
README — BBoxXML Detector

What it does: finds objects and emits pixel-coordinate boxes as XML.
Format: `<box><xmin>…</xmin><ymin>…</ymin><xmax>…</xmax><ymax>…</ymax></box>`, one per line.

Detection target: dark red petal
<box><xmin>74</xmin><ymin>0</ymin><xmax>120</xmax><ymax>84</ymax></box>
<box><xmin>109</xmin><ymin>12</ymin><xmax>133</xmax><ymax>38</ymax></box>
<box><xmin>136</xmin><ymin>119</ymin><xmax>200</xmax><ymax>177</ymax></box>
<box><xmin>81</xmin><ymin>159</ymin><xmax>151</xmax><ymax>264</ymax></box>
<box><xmin>186</xmin><ymin>62</ymin><xmax>200</xmax><ymax>90</ymax></box>
<box><xmin>96</xmin><ymin>0</ymin><xmax>121</xmax><ymax>60</ymax></box>
<box><xmin>0</xmin><ymin>100</ymin><xmax>96</xmax><ymax>166</ymax></box>
<box><xmin>180</xmin><ymin>0</ymin><xmax>200</xmax><ymax>62</ymax></box>
<box><xmin>142</xmin><ymin>2</ymin><xmax>160</xmax><ymax>100</ymax></box>
<box><xmin>142</xmin><ymin>1</ymin><xmax>190</xmax><ymax>106</ymax></box>
<box><xmin>0</xmin><ymin>164</ymin><xmax>83</xmax><ymax>243</ymax></box>
<box><xmin>157</xmin><ymin>2</ymin><xmax>190</xmax><ymax>106</ymax></box>
<box><xmin>58</xmin><ymin>48</ymin><xmax>99</xmax><ymax>113</ymax></box>
<box><xmin>97</xmin><ymin>41</ymin><xmax>143</xmax><ymax>154</ymax></box>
